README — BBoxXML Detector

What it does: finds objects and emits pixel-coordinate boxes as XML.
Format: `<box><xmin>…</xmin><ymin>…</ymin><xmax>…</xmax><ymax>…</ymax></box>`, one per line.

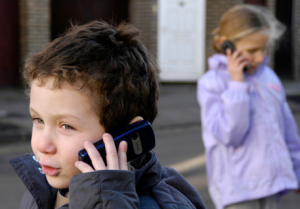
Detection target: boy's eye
<box><xmin>33</xmin><ymin>118</ymin><xmax>44</xmax><ymax>124</ymax></box>
<box><xmin>62</xmin><ymin>124</ymin><xmax>75</xmax><ymax>130</ymax></box>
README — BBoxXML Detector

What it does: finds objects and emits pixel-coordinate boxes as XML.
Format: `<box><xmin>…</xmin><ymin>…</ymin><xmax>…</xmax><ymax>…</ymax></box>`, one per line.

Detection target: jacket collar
<box><xmin>10</xmin><ymin>153</ymin><xmax>57</xmax><ymax>209</ymax></box>
<box><xmin>10</xmin><ymin>151</ymin><xmax>206</xmax><ymax>209</ymax></box>
<box><xmin>131</xmin><ymin>151</ymin><xmax>162</xmax><ymax>193</ymax></box>
<box><xmin>10</xmin><ymin>151</ymin><xmax>162</xmax><ymax>203</ymax></box>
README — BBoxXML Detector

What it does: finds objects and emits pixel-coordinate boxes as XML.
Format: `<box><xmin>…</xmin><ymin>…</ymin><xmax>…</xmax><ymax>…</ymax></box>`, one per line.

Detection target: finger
<box><xmin>103</xmin><ymin>133</ymin><xmax>119</xmax><ymax>170</ymax></box>
<box><xmin>118</xmin><ymin>141</ymin><xmax>128</xmax><ymax>170</ymax></box>
<box><xmin>84</xmin><ymin>141</ymin><xmax>106</xmax><ymax>170</ymax></box>
<box><xmin>226</xmin><ymin>48</ymin><xmax>232</xmax><ymax>56</ymax></box>
<box><xmin>228</xmin><ymin>52</ymin><xmax>240</xmax><ymax>66</ymax></box>
<box><xmin>232</xmin><ymin>49</ymin><xmax>242</xmax><ymax>59</ymax></box>
<box><xmin>129</xmin><ymin>116</ymin><xmax>143</xmax><ymax>124</ymax></box>
<box><xmin>75</xmin><ymin>161</ymin><xmax>95</xmax><ymax>173</ymax></box>
<box><xmin>235</xmin><ymin>56</ymin><xmax>248</xmax><ymax>66</ymax></box>
<box><xmin>237</xmin><ymin>61</ymin><xmax>249</xmax><ymax>72</ymax></box>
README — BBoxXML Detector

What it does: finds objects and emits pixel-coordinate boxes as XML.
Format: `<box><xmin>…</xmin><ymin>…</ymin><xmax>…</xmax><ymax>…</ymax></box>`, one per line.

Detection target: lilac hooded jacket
<box><xmin>197</xmin><ymin>54</ymin><xmax>300</xmax><ymax>209</ymax></box>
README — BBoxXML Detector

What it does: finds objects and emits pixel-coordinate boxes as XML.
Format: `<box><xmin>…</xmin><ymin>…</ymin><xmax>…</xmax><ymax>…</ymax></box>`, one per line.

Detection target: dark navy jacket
<box><xmin>10</xmin><ymin>151</ymin><xmax>207</xmax><ymax>209</ymax></box>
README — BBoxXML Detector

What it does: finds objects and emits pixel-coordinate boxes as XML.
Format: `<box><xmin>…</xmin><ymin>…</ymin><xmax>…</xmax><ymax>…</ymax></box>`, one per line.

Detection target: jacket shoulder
<box><xmin>133</xmin><ymin>152</ymin><xmax>206</xmax><ymax>209</ymax></box>
<box><xmin>198</xmin><ymin>70</ymin><xmax>227</xmax><ymax>93</ymax></box>
<box><xmin>152</xmin><ymin>167</ymin><xmax>207</xmax><ymax>209</ymax></box>
<box><xmin>262</xmin><ymin>66</ymin><xmax>281</xmax><ymax>83</ymax></box>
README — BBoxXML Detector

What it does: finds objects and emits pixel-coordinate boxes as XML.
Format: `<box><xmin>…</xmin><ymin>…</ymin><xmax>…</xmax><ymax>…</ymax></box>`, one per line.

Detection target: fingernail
<box><xmin>84</xmin><ymin>141</ymin><xmax>91</xmax><ymax>145</ymax></box>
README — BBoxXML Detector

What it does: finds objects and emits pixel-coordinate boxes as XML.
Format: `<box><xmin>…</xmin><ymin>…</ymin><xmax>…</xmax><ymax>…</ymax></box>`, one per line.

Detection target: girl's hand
<box><xmin>75</xmin><ymin>133</ymin><xmax>128</xmax><ymax>172</ymax></box>
<box><xmin>226</xmin><ymin>49</ymin><xmax>249</xmax><ymax>82</ymax></box>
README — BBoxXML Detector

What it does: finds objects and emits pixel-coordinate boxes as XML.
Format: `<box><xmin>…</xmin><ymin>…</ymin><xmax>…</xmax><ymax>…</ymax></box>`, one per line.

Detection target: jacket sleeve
<box><xmin>282</xmin><ymin>96</ymin><xmax>300</xmax><ymax>182</ymax></box>
<box><xmin>197</xmin><ymin>79</ymin><xmax>250</xmax><ymax>147</ymax></box>
<box><xmin>67</xmin><ymin>170</ymin><xmax>139</xmax><ymax>209</ymax></box>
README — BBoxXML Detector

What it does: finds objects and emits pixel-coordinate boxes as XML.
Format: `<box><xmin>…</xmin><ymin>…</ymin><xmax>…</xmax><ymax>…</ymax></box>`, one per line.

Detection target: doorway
<box><xmin>0</xmin><ymin>0</ymin><xmax>19</xmax><ymax>86</ymax></box>
<box><xmin>274</xmin><ymin>0</ymin><xmax>293</xmax><ymax>78</ymax></box>
<box><xmin>158</xmin><ymin>0</ymin><xmax>206</xmax><ymax>82</ymax></box>
<box><xmin>245</xmin><ymin>0</ymin><xmax>293</xmax><ymax>78</ymax></box>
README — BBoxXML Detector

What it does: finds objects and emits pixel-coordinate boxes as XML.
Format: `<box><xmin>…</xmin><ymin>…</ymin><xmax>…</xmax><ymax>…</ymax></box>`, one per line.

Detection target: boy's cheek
<box><xmin>31</xmin><ymin>134</ymin><xmax>39</xmax><ymax>155</ymax></box>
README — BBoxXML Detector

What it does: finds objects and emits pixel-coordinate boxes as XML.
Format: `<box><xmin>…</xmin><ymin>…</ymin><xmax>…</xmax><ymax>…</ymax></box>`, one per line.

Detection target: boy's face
<box><xmin>29</xmin><ymin>77</ymin><xmax>105</xmax><ymax>189</ymax></box>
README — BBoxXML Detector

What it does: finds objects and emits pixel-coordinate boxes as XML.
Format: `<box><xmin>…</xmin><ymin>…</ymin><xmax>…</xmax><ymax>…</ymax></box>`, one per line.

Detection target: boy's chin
<box><xmin>46</xmin><ymin>175</ymin><xmax>70</xmax><ymax>190</ymax></box>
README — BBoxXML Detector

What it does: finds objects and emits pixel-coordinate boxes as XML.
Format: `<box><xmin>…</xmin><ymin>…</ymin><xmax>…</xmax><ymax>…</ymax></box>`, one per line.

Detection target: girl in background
<box><xmin>197</xmin><ymin>4</ymin><xmax>300</xmax><ymax>209</ymax></box>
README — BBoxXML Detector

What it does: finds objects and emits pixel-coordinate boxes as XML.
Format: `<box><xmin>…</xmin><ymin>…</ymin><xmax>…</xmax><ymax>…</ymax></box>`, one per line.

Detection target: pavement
<box><xmin>1</xmin><ymin>81</ymin><xmax>300</xmax><ymax>208</ymax></box>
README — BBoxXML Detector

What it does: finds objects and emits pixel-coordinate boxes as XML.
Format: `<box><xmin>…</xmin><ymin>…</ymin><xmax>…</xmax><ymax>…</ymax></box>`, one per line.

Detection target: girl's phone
<box><xmin>221</xmin><ymin>40</ymin><xmax>249</xmax><ymax>72</ymax></box>
<box><xmin>78</xmin><ymin>120</ymin><xmax>155</xmax><ymax>166</ymax></box>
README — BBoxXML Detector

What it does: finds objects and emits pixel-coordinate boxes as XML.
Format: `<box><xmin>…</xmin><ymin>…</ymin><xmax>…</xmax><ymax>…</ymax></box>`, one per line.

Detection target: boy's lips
<box><xmin>41</xmin><ymin>164</ymin><xmax>61</xmax><ymax>176</ymax></box>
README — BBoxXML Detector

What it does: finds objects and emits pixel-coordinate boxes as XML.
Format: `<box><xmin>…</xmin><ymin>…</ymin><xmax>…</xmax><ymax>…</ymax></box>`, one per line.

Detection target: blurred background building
<box><xmin>0</xmin><ymin>0</ymin><xmax>299</xmax><ymax>86</ymax></box>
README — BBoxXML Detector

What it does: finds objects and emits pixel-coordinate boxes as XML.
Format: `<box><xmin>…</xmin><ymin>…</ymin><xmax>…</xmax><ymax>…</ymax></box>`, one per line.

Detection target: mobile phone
<box><xmin>221</xmin><ymin>40</ymin><xmax>249</xmax><ymax>72</ymax></box>
<box><xmin>78</xmin><ymin>120</ymin><xmax>155</xmax><ymax>167</ymax></box>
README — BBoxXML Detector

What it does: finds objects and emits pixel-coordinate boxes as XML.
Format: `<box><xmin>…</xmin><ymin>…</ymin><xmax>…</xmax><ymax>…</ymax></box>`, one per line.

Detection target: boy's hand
<box><xmin>226</xmin><ymin>49</ymin><xmax>248</xmax><ymax>82</ymax></box>
<box><xmin>75</xmin><ymin>133</ymin><xmax>128</xmax><ymax>172</ymax></box>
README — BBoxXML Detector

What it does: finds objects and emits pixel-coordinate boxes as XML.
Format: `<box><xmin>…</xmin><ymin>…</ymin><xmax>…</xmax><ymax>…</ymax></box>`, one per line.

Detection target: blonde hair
<box><xmin>212</xmin><ymin>4</ymin><xmax>286</xmax><ymax>52</ymax></box>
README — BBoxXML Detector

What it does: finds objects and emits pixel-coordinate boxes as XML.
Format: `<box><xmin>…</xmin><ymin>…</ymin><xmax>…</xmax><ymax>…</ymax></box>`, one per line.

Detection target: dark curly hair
<box><xmin>23</xmin><ymin>20</ymin><xmax>160</xmax><ymax>133</ymax></box>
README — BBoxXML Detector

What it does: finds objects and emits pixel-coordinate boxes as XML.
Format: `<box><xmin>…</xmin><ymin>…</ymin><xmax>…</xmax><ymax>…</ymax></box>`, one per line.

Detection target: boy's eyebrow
<box><xmin>29</xmin><ymin>107</ymin><xmax>80</xmax><ymax>120</ymax></box>
<box><xmin>29</xmin><ymin>107</ymin><xmax>38</xmax><ymax>115</ymax></box>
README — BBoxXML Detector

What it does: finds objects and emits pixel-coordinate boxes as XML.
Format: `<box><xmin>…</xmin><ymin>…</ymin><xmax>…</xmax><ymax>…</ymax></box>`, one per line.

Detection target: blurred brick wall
<box><xmin>129</xmin><ymin>0</ymin><xmax>158</xmax><ymax>58</ymax></box>
<box><xmin>129</xmin><ymin>0</ymin><xmax>279</xmax><ymax>75</ymax></box>
<box><xmin>130</xmin><ymin>0</ymin><xmax>244</xmax><ymax>72</ymax></box>
<box><xmin>19</xmin><ymin>0</ymin><xmax>50</xmax><ymax>60</ymax></box>
<box><xmin>17</xmin><ymin>0</ymin><xmax>298</xmax><ymax>81</ymax></box>
<box><xmin>130</xmin><ymin>0</ymin><xmax>299</xmax><ymax>79</ymax></box>
<box><xmin>205</xmin><ymin>0</ymin><xmax>241</xmax><ymax>72</ymax></box>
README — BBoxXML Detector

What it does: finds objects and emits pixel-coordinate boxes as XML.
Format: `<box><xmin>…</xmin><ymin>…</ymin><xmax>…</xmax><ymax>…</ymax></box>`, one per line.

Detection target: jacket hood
<box><xmin>208</xmin><ymin>54</ymin><xmax>228</xmax><ymax>71</ymax></box>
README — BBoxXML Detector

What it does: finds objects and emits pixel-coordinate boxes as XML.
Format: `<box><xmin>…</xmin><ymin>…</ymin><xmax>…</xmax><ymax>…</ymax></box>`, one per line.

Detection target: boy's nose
<box><xmin>37</xmin><ymin>130</ymin><xmax>56</xmax><ymax>154</ymax></box>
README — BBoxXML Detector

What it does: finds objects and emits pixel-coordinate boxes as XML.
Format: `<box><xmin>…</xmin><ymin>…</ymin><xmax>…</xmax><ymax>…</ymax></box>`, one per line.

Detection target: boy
<box><xmin>10</xmin><ymin>20</ymin><xmax>207</xmax><ymax>209</ymax></box>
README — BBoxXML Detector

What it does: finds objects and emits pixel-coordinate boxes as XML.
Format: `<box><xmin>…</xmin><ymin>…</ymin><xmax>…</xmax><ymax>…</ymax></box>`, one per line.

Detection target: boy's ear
<box><xmin>129</xmin><ymin>116</ymin><xmax>144</xmax><ymax>124</ymax></box>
